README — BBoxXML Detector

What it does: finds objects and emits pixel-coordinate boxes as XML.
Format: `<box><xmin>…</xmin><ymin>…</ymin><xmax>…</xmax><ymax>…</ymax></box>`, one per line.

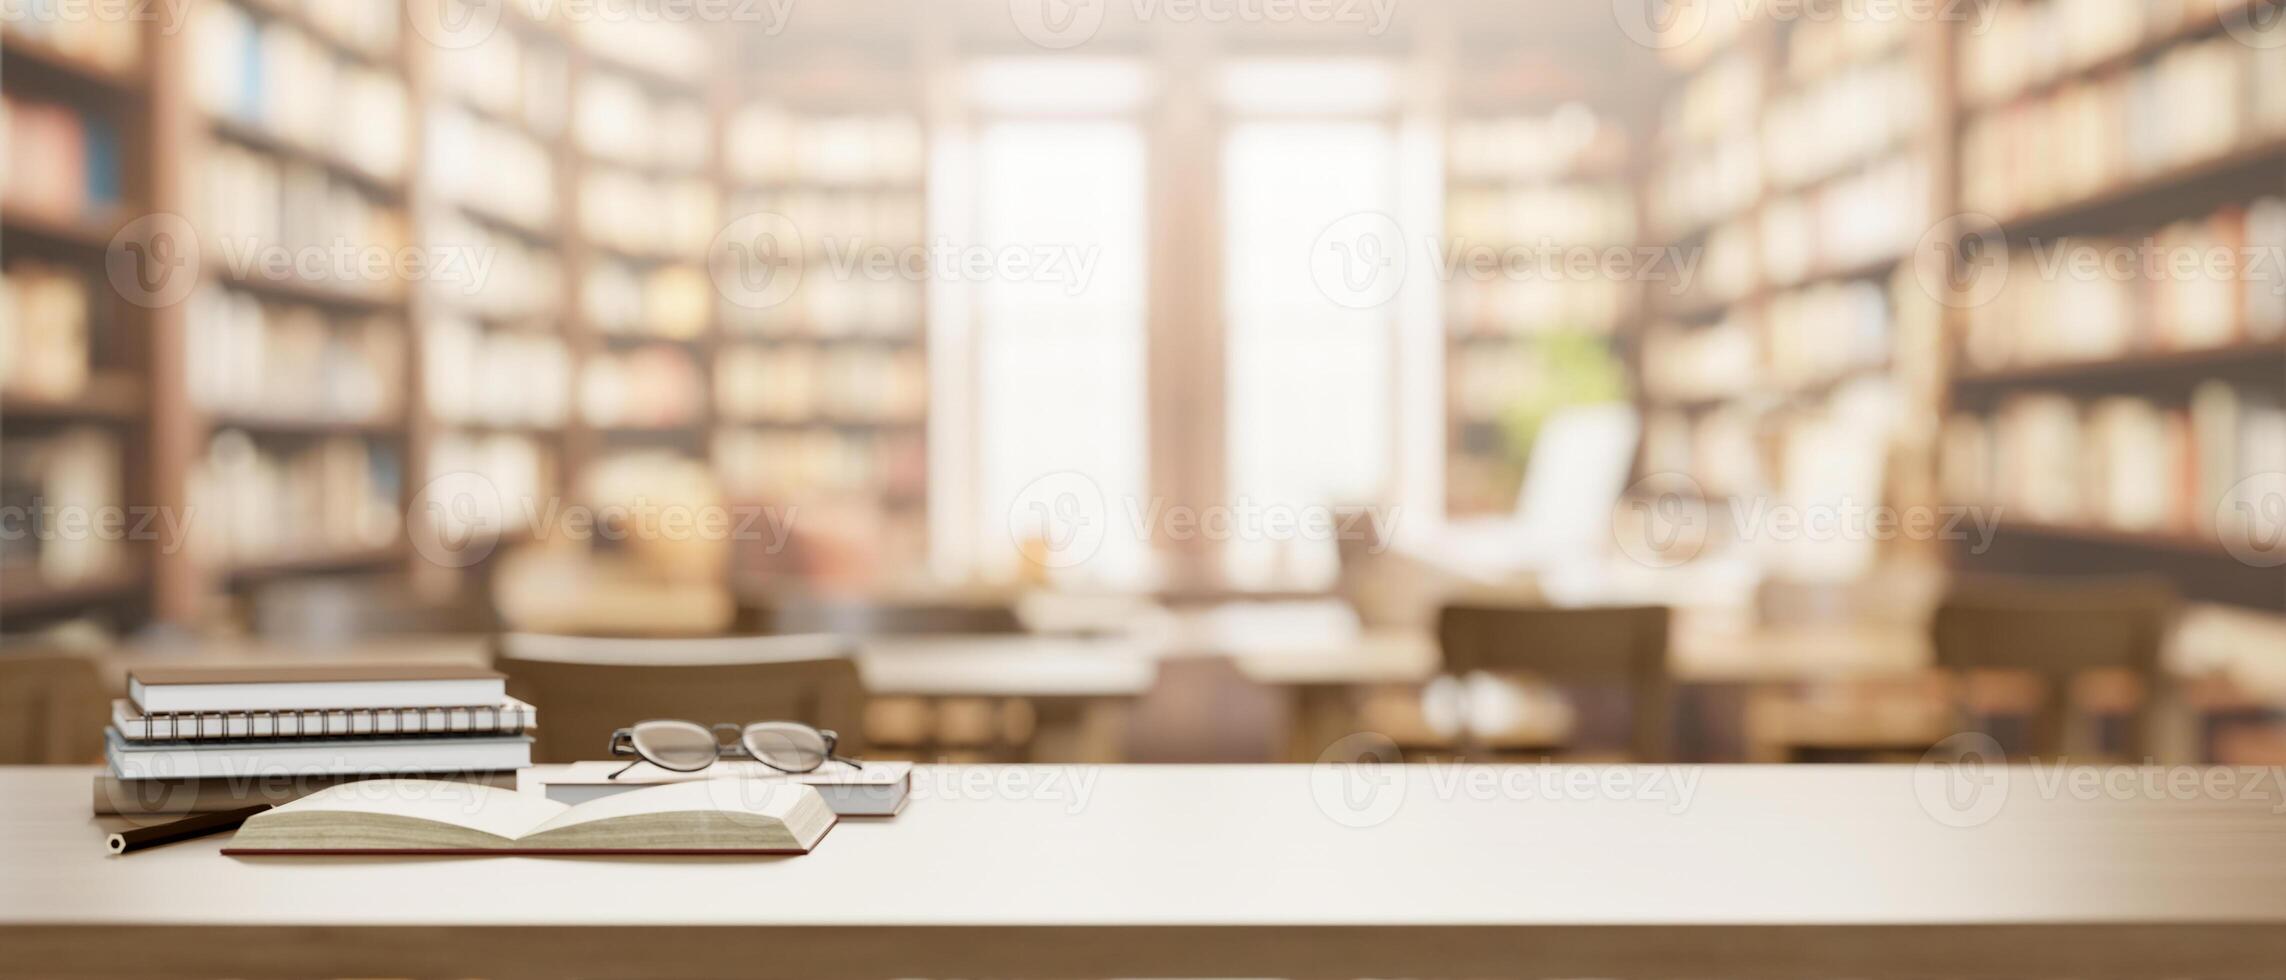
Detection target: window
<box><xmin>1219</xmin><ymin>61</ymin><xmax>1404</xmax><ymax>588</ymax></box>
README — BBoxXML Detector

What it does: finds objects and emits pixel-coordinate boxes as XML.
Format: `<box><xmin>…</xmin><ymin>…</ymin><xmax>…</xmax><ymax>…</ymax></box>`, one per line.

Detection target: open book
<box><xmin>223</xmin><ymin>778</ymin><xmax>835</xmax><ymax>855</ymax></box>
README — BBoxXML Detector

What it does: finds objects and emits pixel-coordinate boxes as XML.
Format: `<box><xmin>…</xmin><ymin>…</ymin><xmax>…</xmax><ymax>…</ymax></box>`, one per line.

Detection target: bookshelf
<box><xmin>716</xmin><ymin>51</ymin><xmax>930</xmax><ymax>588</ymax></box>
<box><xmin>559</xmin><ymin>12</ymin><xmax>720</xmax><ymax>488</ymax></box>
<box><xmin>411</xmin><ymin>0</ymin><xmax>575</xmax><ymax>551</ymax></box>
<box><xmin>1443</xmin><ymin>95</ymin><xmax>1638</xmax><ymax>515</ymax></box>
<box><xmin>1938</xmin><ymin>0</ymin><xmax>2286</xmax><ymax>610</ymax></box>
<box><xmin>178</xmin><ymin>0</ymin><xmax>417</xmax><ymax>599</ymax></box>
<box><xmin>0</xmin><ymin>12</ymin><xmax>150</xmax><ymax>626</ymax></box>
<box><xmin>1632</xmin><ymin>8</ymin><xmax>1952</xmax><ymax>579</ymax></box>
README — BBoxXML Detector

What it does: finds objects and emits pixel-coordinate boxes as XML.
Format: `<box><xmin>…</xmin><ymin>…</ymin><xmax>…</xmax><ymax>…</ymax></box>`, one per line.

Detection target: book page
<box><xmin>521</xmin><ymin>779</ymin><xmax>806</xmax><ymax>837</ymax></box>
<box><xmin>271</xmin><ymin>779</ymin><xmax>570</xmax><ymax>840</ymax></box>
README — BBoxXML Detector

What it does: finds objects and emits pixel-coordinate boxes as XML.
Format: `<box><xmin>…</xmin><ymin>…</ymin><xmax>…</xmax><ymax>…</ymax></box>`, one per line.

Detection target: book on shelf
<box><xmin>93</xmin><ymin>769</ymin><xmax>520</xmax><ymax>817</ymax></box>
<box><xmin>2</xmin><ymin>92</ymin><xmax>122</xmax><ymax>225</ymax></box>
<box><xmin>0</xmin><ymin>427</ymin><xmax>126</xmax><ymax>585</ymax></box>
<box><xmin>110</xmin><ymin>697</ymin><xmax>537</xmax><ymax>741</ymax></box>
<box><xmin>127</xmin><ymin>664</ymin><xmax>507</xmax><ymax>713</ymax></box>
<box><xmin>222</xmin><ymin>778</ymin><xmax>835</xmax><ymax>855</ymax></box>
<box><xmin>527</xmin><ymin>759</ymin><xmax>913</xmax><ymax>816</ymax></box>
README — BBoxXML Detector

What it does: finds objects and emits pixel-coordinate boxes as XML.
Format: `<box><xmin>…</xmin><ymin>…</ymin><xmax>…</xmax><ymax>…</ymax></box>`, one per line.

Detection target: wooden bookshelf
<box><xmin>1940</xmin><ymin>0</ymin><xmax>2286</xmax><ymax>611</ymax></box>
<box><xmin>0</xmin><ymin>15</ymin><xmax>156</xmax><ymax>627</ymax></box>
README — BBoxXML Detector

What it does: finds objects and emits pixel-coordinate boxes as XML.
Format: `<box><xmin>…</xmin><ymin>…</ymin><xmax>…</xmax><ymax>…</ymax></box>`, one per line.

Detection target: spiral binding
<box><xmin>137</xmin><ymin>703</ymin><xmax>527</xmax><ymax>743</ymax></box>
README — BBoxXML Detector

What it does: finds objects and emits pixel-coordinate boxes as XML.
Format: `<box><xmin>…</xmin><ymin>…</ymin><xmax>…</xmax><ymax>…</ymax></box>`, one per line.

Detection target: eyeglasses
<box><xmin>606</xmin><ymin>720</ymin><xmax>862</xmax><ymax>779</ymax></box>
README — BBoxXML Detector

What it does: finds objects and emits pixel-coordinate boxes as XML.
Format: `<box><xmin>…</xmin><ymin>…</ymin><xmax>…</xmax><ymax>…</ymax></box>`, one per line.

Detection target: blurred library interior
<box><xmin>4</xmin><ymin>0</ymin><xmax>2286</xmax><ymax>766</ymax></box>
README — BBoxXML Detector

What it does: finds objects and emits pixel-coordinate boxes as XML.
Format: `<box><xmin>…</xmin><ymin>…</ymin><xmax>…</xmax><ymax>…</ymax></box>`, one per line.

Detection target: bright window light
<box><xmin>967</xmin><ymin>58</ymin><xmax>1155</xmax><ymax>114</ymax></box>
<box><xmin>1218</xmin><ymin>58</ymin><xmax>1399</xmax><ymax>115</ymax></box>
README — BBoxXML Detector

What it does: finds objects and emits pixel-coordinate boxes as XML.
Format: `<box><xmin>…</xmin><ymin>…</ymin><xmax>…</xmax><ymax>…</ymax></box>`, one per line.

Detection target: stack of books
<box><xmin>95</xmin><ymin>664</ymin><xmax>535</xmax><ymax>817</ymax></box>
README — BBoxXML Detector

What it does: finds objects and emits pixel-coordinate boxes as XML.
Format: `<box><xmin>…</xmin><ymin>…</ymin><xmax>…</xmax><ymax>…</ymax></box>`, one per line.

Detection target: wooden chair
<box><xmin>0</xmin><ymin>653</ymin><xmax>108</xmax><ymax>764</ymax></box>
<box><xmin>748</xmin><ymin>597</ymin><xmax>1035</xmax><ymax>762</ymax></box>
<box><xmin>1768</xmin><ymin>577</ymin><xmax>2177</xmax><ymax>763</ymax></box>
<box><xmin>1931</xmin><ymin>577</ymin><xmax>2176</xmax><ymax>761</ymax></box>
<box><xmin>1366</xmin><ymin>604</ymin><xmax>1672</xmax><ymax>762</ymax></box>
<box><xmin>493</xmin><ymin>633</ymin><xmax>866</xmax><ymax>765</ymax></box>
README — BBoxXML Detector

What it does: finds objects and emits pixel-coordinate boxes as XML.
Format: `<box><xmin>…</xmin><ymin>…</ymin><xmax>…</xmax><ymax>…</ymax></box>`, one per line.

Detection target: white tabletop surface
<box><xmin>12</xmin><ymin>764</ymin><xmax>2286</xmax><ymax>928</ymax></box>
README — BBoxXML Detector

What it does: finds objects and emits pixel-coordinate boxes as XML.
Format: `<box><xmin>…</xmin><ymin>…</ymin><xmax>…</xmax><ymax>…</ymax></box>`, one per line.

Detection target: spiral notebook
<box><xmin>109</xmin><ymin>698</ymin><xmax>537</xmax><ymax>742</ymax></box>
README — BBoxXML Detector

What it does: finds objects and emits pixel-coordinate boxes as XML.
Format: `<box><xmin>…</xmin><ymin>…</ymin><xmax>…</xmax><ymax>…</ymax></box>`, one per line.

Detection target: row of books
<box><xmin>584</xmin><ymin>260</ymin><xmax>710</xmax><ymax>339</ymax></box>
<box><xmin>189</xmin><ymin>431</ymin><xmax>403</xmax><ymax>568</ymax></box>
<box><xmin>578</xmin><ymin>167</ymin><xmax>716</xmax><ymax>258</ymax></box>
<box><xmin>1</xmin><ymin>260</ymin><xmax>113</xmax><ymax>402</ymax></box>
<box><xmin>713</xmin><ymin>426</ymin><xmax>926</xmax><ymax>502</ymax></box>
<box><xmin>0</xmin><ymin>3</ymin><xmax>142</xmax><ymax>72</ymax></box>
<box><xmin>573</xmin><ymin>14</ymin><xmax>709</xmax><ymax>87</ymax></box>
<box><xmin>426</xmin><ymin>433</ymin><xmax>559</xmax><ymax>536</ymax></box>
<box><xmin>722</xmin><ymin>272</ymin><xmax>926</xmax><ymax>340</ymax></box>
<box><xmin>1960</xmin><ymin>34</ymin><xmax>2286</xmax><ymax>221</ymax></box>
<box><xmin>0</xmin><ymin>427</ymin><xmax>126</xmax><ymax>586</ymax></box>
<box><xmin>1958</xmin><ymin>0</ymin><xmax>2271</xmax><ymax>108</ymax></box>
<box><xmin>423</xmin><ymin>212</ymin><xmax>564</xmax><ymax>324</ymax></box>
<box><xmin>1444</xmin><ymin>184</ymin><xmax>1636</xmax><ymax>248</ymax></box>
<box><xmin>199</xmin><ymin>142</ymin><xmax>409</xmax><ymax>293</ymax></box>
<box><xmin>579</xmin><ymin>345</ymin><xmax>706</xmax><ymax>429</ymax></box>
<box><xmin>1764</xmin><ymin>278</ymin><xmax>1895</xmax><ymax>391</ymax></box>
<box><xmin>1668</xmin><ymin>217</ymin><xmax>1759</xmax><ymax>313</ymax></box>
<box><xmin>1761</xmin><ymin>55</ymin><xmax>1932</xmax><ymax>192</ymax></box>
<box><xmin>1942</xmin><ymin>384</ymin><xmax>2286</xmax><ymax>539</ymax></box>
<box><xmin>2</xmin><ymin>94</ymin><xmax>123</xmax><ymax>226</ymax></box>
<box><xmin>421</xmin><ymin>319</ymin><xmax>572</xmax><ymax>429</ymax></box>
<box><xmin>1778</xmin><ymin>2</ymin><xmax>1914</xmax><ymax>83</ymax></box>
<box><xmin>724</xmin><ymin>108</ymin><xmax>926</xmax><ymax>187</ymax></box>
<box><xmin>1648</xmin><ymin>132</ymin><xmax>1760</xmax><ymax>240</ymax></box>
<box><xmin>1759</xmin><ymin>155</ymin><xmax>1930</xmax><ymax>285</ymax></box>
<box><xmin>1445</xmin><ymin>275</ymin><xmax>1632</xmax><ymax>337</ymax></box>
<box><xmin>726</xmin><ymin>189</ymin><xmax>928</xmax><ymax>251</ymax></box>
<box><xmin>575</xmin><ymin>71</ymin><xmax>710</xmax><ymax>174</ymax></box>
<box><xmin>1658</xmin><ymin>51</ymin><xmax>1762</xmax><ymax>151</ymax></box>
<box><xmin>1446</xmin><ymin>105</ymin><xmax>1624</xmax><ymax>183</ymax></box>
<box><xmin>1642</xmin><ymin>404</ymin><xmax>1766</xmax><ymax>500</ymax></box>
<box><xmin>1643</xmin><ymin>312</ymin><xmax>1761</xmax><ymax>404</ymax></box>
<box><xmin>713</xmin><ymin>345</ymin><xmax>928</xmax><ymax>424</ymax></box>
<box><xmin>99</xmin><ymin>664</ymin><xmax>534</xmax><ymax>816</ymax></box>
<box><xmin>185</xmin><ymin>287</ymin><xmax>405</xmax><ymax>424</ymax></box>
<box><xmin>429</xmin><ymin>17</ymin><xmax>570</xmax><ymax>139</ymax></box>
<box><xmin>427</xmin><ymin>106</ymin><xmax>557</xmax><ymax>235</ymax></box>
<box><xmin>1959</xmin><ymin>198</ymin><xmax>2286</xmax><ymax>374</ymax></box>
<box><xmin>261</xmin><ymin>0</ymin><xmax>401</xmax><ymax>61</ymax></box>
<box><xmin>192</xmin><ymin>1</ymin><xmax>410</xmax><ymax>182</ymax></box>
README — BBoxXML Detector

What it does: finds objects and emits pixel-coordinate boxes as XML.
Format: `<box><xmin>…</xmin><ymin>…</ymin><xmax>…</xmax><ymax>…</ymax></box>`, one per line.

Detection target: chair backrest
<box><xmin>0</xmin><ymin>653</ymin><xmax>107</xmax><ymax>764</ymax></box>
<box><xmin>494</xmin><ymin>633</ymin><xmax>866</xmax><ymax>764</ymax></box>
<box><xmin>1929</xmin><ymin>577</ymin><xmax>2176</xmax><ymax>758</ymax></box>
<box><xmin>751</xmin><ymin>598</ymin><xmax>1022</xmax><ymax>636</ymax></box>
<box><xmin>1435</xmin><ymin>604</ymin><xmax>1672</xmax><ymax>760</ymax></box>
<box><xmin>1930</xmin><ymin>577</ymin><xmax>2174</xmax><ymax>677</ymax></box>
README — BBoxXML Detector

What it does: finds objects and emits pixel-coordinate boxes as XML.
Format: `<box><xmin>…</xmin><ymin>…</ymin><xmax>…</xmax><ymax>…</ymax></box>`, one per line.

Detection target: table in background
<box><xmin>11</xmin><ymin>764</ymin><xmax>2286</xmax><ymax>978</ymax></box>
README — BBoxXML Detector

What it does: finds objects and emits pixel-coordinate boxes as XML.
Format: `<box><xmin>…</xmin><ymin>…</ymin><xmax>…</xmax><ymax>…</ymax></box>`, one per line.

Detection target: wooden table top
<box><xmin>9</xmin><ymin>764</ymin><xmax>2286</xmax><ymax>977</ymax></box>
